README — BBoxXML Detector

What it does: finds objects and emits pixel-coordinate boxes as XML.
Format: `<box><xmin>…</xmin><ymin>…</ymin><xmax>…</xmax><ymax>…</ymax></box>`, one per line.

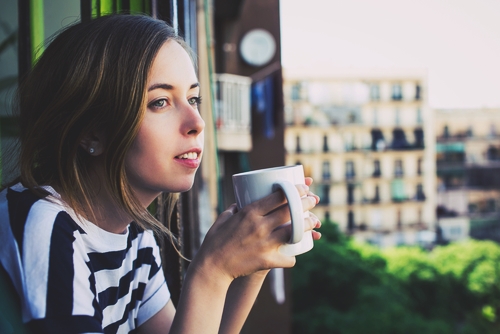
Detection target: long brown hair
<box><xmin>12</xmin><ymin>14</ymin><xmax>188</xmax><ymax>239</ymax></box>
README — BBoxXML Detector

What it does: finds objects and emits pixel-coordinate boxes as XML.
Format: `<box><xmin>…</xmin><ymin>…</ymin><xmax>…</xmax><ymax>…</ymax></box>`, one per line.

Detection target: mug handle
<box><xmin>272</xmin><ymin>181</ymin><xmax>304</xmax><ymax>244</ymax></box>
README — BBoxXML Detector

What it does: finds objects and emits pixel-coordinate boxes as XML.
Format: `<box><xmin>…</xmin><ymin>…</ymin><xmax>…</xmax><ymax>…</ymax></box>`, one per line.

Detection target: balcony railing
<box><xmin>214</xmin><ymin>73</ymin><xmax>252</xmax><ymax>151</ymax></box>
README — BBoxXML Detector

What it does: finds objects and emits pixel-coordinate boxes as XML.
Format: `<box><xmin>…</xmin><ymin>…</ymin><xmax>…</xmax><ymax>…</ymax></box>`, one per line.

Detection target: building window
<box><xmin>370</xmin><ymin>84</ymin><xmax>380</xmax><ymax>101</ymax></box>
<box><xmin>392</xmin><ymin>129</ymin><xmax>409</xmax><ymax>150</ymax></box>
<box><xmin>416</xmin><ymin>108</ymin><xmax>423</xmax><ymax>124</ymax></box>
<box><xmin>323</xmin><ymin>135</ymin><xmax>329</xmax><ymax>152</ymax></box>
<box><xmin>414</xmin><ymin>129</ymin><xmax>424</xmax><ymax>148</ymax></box>
<box><xmin>416</xmin><ymin>184</ymin><xmax>426</xmax><ymax>201</ymax></box>
<box><xmin>295</xmin><ymin>135</ymin><xmax>301</xmax><ymax>153</ymax></box>
<box><xmin>467</xmin><ymin>126</ymin><xmax>473</xmax><ymax>137</ymax></box>
<box><xmin>392</xmin><ymin>83</ymin><xmax>403</xmax><ymax>101</ymax></box>
<box><xmin>373</xmin><ymin>185</ymin><xmax>380</xmax><ymax>203</ymax></box>
<box><xmin>324</xmin><ymin>211</ymin><xmax>331</xmax><ymax>223</ymax></box>
<box><xmin>291</xmin><ymin>83</ymin><xmax>301</xmax><ymax>101</ymax></box>
<box><xmin>322</xmin><ymin>161</ymin><xmax>331</xmax><ymax>181</ymax></box>
<box><xmin>373</xmin><ymin>160</ymin><xmax>381</xmax><ymax>177</ymax></box>
<box><xmin>415</xmin><ymin>84</ymin><xmax>421</xmax><ymax>100</ymax></box>
<box><xmin>395</xmin><ymin>108</ymin><xmax>401</xmax><ymax>126</ymax></box>
<box><xmin>443</xmin><ymin>126</ymin><xmax>449</xmax><ymax>138</ymax></box>
<box><xmin>373</xmin><ymin>108</ymin><xmax>378</xmax><ymax>126</ymax></box>
<box><xmin>487</xmin><ymin>146</ymin><xmax>500</xmax><ymax>161</ymax></box>
<box><xmin>394</xmin><ymin>159</ymin><xmax>404</xmax><ymax>177</ymax></box>
<box><xmin>322</xmin><ymin>185</ymin><xmax>330</xmax><ymax>204</ymax></box>
<box><xmin>346</xmin><ymin>161</ymin><xmax>355</xmax><ymax>180</ymax></box>
<box><xmin>347</xmin><ymin>183</ymin><xmax>355</xmax><ymax>205</ymax></box>
<box><xmin>417</xmin><ymin>158</ymin><xmax>422</xmax><ymax>175</ymax></box>
<box><xmin>371</xmin><ymin>129</ymin><xmax>385</xmax><ymax>151</ymax></box>
<box><xmin>348</xmin><ymin>210</ymin><xmax>355</xmax><ymax>232</ymax></box>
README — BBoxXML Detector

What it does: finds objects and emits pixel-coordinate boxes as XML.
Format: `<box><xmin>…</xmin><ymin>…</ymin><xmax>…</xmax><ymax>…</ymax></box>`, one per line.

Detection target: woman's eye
<box><xmin>150</xmin><ymin>99</ymin><xmax>168</xmax><ymax>109</ymax></box>
<box><xmin>188</xmin><ymin>96</ymin><xmax>202</xmax><ymax>106</ymax></box>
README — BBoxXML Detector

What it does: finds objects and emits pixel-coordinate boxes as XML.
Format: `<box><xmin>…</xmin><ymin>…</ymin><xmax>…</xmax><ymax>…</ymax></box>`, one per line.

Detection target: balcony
<box><xmin>214</xmin><ymin>73</ymin><xmax>252</xmax><ymax>151</ymax></box>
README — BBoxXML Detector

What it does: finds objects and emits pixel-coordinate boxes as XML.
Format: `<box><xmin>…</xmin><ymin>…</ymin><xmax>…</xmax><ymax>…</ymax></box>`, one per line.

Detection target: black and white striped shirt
<box><xmin>0</xmin><ymin>183</ymin><xmax>170</xmax><ymax>333</ymax></box>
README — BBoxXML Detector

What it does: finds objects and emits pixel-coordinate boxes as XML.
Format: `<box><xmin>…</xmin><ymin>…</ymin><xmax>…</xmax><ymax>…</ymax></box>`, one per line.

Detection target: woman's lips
<box><xmin>174</xmin><ymin>151</ymin><xmax>201</xmax><ymax>168</ymax></box>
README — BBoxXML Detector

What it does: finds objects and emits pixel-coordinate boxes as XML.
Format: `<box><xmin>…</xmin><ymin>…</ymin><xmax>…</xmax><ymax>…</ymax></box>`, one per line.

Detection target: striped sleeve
<box><xmin>135</xmin><ymin>230</ymin><xmax>170</xmax><ymax>327</ymax></box>
<box><xmin>22</xmin><ymin>201</ymin><xmax>102</xmax><ymax>333</ymax></box>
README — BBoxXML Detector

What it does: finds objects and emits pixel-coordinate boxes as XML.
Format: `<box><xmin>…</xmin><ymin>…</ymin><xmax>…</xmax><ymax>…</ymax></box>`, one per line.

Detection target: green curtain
<box><xmin>98</xmin><ymin>0</ymin><xmax>151</xmax><ymax>17</ymax></box>
<box><xmin>30</xmin><ymin>0</ymin><xmax>44</xmax><ymax>63</ymax></box>
<box><xmin>391</xmin><ymin>179</ymin><xmax>406</xmax><ymax>202</ymax></box>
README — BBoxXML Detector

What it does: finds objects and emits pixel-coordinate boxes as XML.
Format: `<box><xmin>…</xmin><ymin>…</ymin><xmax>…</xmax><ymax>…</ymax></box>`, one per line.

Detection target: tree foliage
<box><xmin>292</xmin><ymin>221</ymin><xmax>500</xmax><ymax>333</ymax></box>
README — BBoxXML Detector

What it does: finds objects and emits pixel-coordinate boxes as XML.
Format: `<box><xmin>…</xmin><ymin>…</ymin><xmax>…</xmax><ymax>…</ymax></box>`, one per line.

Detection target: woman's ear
<box><xmin>80</xmin><ymin>131</ymin><xmax>106</xmax><ymax>156</ymax></box>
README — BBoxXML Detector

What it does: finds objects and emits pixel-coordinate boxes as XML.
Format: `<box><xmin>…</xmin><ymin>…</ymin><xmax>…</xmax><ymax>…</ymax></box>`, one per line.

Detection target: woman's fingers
<box><xmin>213</xmin><ymin>204</ymin><xmax>238</xmax><ymax>226</ymax></box>
<box><xmin>312</xmin><ymin>230</ymin><xmax>322</xmax><ymax>240</ymax></box>
<box><xmin>308</xmin><ymin>212</ymin><xmax>321</xmax><ymax>229</ymax></box>
<box><xmin>301</xmin><ymin>194</ymin><xmax>319</xmax><ymax>212</ymax></box>
<box><xmin>305</xmin><ymin>214</ymin><xmax>320</xmax><ymax>232</ymax></box>
<box><xmin>305</xmin><ymin>177</ymin><xmax>313</xmax><ymax>186</ymax></box>
<box><xmin>246</xmin><ymin>184</ymin><xmax>319</xmax><ymax>235</ymax></box>
<box><xmin>252</xmin><ymin>183</ymin><xmax>318</xmax><ymax>218</ymax></box>
<box><xmin>269</xmin><ymin>213</ymin><xmax>322</xmax><ymax>249</ymax></box>
<box><xmin>250</xmin><ymin>184</ymin><xmax>310</xmax><ymax>217</ymax></box>
<box><xmin>308</xmin><ymin>212</ymin><xmax>322</xmax><ymax>240</ymax></box>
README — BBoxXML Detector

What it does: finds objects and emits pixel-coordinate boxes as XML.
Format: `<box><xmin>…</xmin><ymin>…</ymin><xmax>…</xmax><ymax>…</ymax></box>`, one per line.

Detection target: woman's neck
<box><xmin>55</xmin><ymin>169</ymin><xmax>135</xmax><ymax>234</ymax></box>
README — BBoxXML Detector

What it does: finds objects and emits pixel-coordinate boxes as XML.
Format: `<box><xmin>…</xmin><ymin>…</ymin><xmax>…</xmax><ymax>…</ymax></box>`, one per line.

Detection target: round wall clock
<box><xmin>239</xmin><ymin>29</ymin><xmax>276</xmax><ymax>67</ymax></box>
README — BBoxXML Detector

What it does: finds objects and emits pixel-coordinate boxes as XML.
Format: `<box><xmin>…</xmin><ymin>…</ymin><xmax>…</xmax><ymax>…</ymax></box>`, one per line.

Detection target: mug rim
<box><xmin>233</xmin><ymin>165</ymin><xmax>302</xmax><ymax>177</ymax></box>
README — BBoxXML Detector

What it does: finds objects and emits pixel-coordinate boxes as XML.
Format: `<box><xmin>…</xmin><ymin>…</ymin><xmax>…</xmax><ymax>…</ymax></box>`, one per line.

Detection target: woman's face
<box><xmin>125</xmin><ymin>40</ymin><xmax>205</xmax><ymax>205</ymax></box>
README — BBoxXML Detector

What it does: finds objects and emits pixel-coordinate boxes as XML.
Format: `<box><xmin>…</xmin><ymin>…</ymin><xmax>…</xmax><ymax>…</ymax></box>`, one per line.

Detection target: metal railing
<box><xmin>214</xmin><ymin>73</ymin><xmax>252</xmax><ymax>151</ymax></box>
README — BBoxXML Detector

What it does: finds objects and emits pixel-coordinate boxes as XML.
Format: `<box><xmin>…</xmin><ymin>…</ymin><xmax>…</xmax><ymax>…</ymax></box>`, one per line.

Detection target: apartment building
<box><xmin>436</xmin><ymin>108</ymin><xmax>500</xmax><ymax>242</ymax></box>
<box><xmin>283</xmin><ymin>69</ymin><xmax>436</xmax><ymax>248</ymax></box>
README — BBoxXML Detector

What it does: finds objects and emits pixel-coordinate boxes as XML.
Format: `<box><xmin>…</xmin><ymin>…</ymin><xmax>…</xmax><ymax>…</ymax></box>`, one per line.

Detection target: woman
<box><xmin>0</xmin><ymin>14</ymin><xmax>321</xmax><ymax>333</ymax></box>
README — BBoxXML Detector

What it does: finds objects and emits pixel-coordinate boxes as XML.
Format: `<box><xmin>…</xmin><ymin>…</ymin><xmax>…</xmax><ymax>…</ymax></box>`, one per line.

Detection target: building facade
<box><xmin>284</xmin><ymin>69</ymin><xmax>436</xmax><ymax>248</ymax></box>
<box><xmin>435</xmin><ymin>108</ymin><xmax>500</xmax><ymax>242</ymax></box>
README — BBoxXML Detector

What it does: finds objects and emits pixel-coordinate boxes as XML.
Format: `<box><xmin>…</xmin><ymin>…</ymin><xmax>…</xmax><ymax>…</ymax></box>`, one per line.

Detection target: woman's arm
<box><xmin>218</xmin><ymin>177</ymin><xmax>321</xmax><ymax>333</ymax></box>
<box><xmin>137</xmin><ymin>272</ymin><xmax>266</xmax><ymax>334</ymax></box>
<box><xmin>219</xmin><ymin>271</ymin><xmax>269</xmax><ymax>334</ymax></box>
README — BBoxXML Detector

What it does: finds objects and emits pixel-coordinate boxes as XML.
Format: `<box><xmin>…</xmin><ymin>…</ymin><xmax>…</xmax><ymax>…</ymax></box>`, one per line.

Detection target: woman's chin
<box><xmin>166</xmin><ymin>180</ymin><xmax>195</xmax><ymax>193</ymax></box>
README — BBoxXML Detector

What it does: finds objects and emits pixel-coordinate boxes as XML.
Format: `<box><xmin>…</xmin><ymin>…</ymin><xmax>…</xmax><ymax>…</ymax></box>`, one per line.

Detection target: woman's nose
<box><xmin>182</xmin><ymin>106</ymin><xmax>205</xmax><ymax>135</ymax></box>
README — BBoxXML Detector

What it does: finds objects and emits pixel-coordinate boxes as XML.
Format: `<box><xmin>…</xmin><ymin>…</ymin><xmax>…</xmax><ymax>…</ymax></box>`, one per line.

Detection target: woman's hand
<box><xmin>192</xmin><ymin>177</ymin><xmax>321</xmax><ymax>283</ymax></box>
<box><xmin>305</xmin><ymin>177</ymin><xmax>322</xmax><ymax>241</ymax></box>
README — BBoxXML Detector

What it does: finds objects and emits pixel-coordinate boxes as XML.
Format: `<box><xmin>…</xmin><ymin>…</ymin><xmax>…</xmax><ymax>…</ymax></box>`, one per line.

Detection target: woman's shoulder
<box><xmin>2</xmin><ymin>183</ymin><xmax>83</xmax><ymax>238</ymax></box>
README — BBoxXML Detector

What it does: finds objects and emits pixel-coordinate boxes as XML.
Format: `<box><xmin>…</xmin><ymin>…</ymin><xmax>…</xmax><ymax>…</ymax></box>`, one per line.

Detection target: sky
<box><xmin>280</xmin><ymin>0</ymin><xmax>500</xmax><ymax>109</ymax></box>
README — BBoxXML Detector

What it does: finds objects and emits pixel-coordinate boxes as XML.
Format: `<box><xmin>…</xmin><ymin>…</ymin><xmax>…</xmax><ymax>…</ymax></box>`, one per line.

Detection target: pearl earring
<box><xmin>89</xmin><ymin>147</ymin><xmax>95</xmax><ymax>154</ymax></box>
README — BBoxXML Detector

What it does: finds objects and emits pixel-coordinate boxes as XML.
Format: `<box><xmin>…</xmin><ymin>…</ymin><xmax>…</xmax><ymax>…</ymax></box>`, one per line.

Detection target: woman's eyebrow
<box><xmin>148</xmin><ymin>82</ymin><xmax>200</xmax><ymax>92</ymax></box>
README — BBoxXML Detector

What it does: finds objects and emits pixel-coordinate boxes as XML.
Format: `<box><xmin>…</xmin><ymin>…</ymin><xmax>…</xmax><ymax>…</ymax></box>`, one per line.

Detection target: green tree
<box><xmin>292</xmin><ymin>222</ymin><xmax>451</xmax><ymax>334</ymax></box>
<box><xmin>293</xmin><ymin>221</ymin><xmax>500</xmax><ymax>333</ymax></box>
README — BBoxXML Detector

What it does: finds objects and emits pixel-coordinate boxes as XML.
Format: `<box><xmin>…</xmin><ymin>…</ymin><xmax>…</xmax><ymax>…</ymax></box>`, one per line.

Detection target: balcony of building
<box><xmin>214</xmin><ymin>73</ymin><xmax>252</xmax><ymax>151</ymax></box>
<box><xmin>469</xmin><ymin>215</ymin><xmax>500</xmax><ymax>243</ymax></box>
<box><xmin>369</xmin><ymin>128</ymin><xmax>424</xmax><ymax>152</ymax></box>
<box><xmin>368</xmin><ymin>82</ymin><xmax>423</xmax><ymax>103</ymax></box>
<box><xmin>437</xmin><ymin>125</ymin><xmax>500</xmax><ymax>144</ymax></box>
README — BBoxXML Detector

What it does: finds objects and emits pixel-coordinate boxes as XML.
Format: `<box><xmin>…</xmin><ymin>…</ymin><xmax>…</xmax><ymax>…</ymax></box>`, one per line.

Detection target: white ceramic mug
<box><xmin>232</xmin><ymin>165</ymin><xmax>314</xmax><ymax>256</ymax></box>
